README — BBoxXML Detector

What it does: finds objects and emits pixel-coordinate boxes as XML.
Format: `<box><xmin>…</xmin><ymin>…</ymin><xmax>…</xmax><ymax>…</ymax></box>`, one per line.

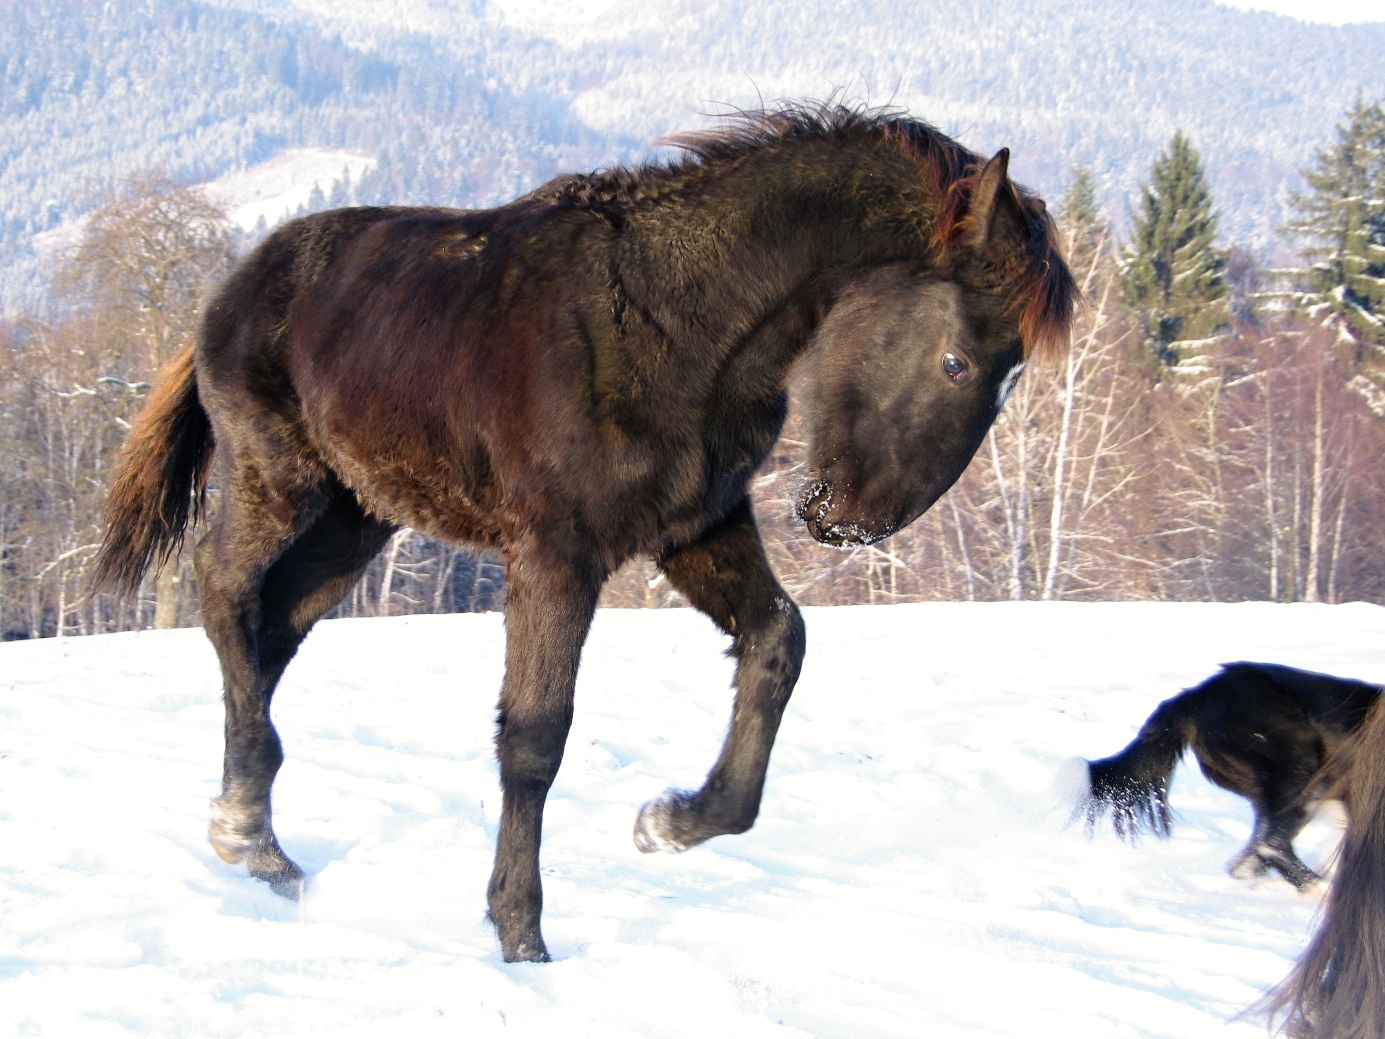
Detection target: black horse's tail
<box><xmin>1261</xmin><ymin>696</ymin><xmax>1385</xmax><ymax>1038</ymax></box>
<box><xmin>90</xmin><ymin>342</ymin><xmax>213</xmax><ymax>597</ymax></box>
<box><xmin>1082</xmin><ymin>694</ymin><xmax>1195</xmax><ymax>839</ymax></box>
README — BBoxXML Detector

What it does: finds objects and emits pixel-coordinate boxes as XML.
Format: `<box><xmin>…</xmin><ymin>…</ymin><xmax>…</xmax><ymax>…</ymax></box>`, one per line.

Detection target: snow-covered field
<box><xmin>4</xmin><ymin>601</ymin><xmax>1384</xmax><ymax>1038</ymax></box>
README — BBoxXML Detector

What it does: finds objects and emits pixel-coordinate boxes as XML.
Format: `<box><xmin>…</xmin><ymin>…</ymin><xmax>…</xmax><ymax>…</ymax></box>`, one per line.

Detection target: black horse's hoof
<box><xmin>633</xmin><ymin>789</ymin><xmax>702</xmax><ymax>854</ymax></box>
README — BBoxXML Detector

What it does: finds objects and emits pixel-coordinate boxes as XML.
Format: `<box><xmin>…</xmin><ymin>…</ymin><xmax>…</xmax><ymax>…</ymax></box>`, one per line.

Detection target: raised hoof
<box><xmin>634</xmin><ymin>789</ymin><xmax>703</xmax><ymax>854</ymax></box>
<box><xmin>1281</xmin><ymin>867</ymin><xmax>1324</xmax><ymax>893</ymax></box>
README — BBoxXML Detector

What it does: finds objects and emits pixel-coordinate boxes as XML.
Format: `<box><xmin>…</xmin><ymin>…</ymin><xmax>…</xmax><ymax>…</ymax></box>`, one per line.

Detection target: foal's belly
<box><xmin>309</xmin><ymin>406</ymin><xmax>505</xmax><ymax>549</ymax></box>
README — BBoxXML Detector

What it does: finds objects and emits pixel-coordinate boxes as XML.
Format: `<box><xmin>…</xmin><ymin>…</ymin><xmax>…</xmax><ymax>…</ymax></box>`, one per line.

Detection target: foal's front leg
<box><xmin>487</xmin><ymin>549</ymin><xmax>602</xmax><ymax>962</ymax></box>
<box><xmin>635</xmin><ymin>499</ymin><xmax>806</xmax><ymax>853</ymax></box>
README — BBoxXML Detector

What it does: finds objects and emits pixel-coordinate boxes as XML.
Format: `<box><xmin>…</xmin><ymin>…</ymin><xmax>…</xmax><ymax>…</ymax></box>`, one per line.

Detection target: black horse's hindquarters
<box><xmin>91</xmin><ymin>103</ymin><xmax>1076</xmax><ymax>967</ymax></box>
<box><xmin>1083</xmin><ymin>661</ymin><xmax>1381</xmax><ymax>889</ymax></box>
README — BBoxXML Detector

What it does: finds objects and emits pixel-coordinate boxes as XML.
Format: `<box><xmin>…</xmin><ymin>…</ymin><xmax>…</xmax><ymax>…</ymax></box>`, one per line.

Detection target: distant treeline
<box><xmin>4</xmin><ymin>0</ymin><xmax>1385</xmax><ymax>315</ymax></box>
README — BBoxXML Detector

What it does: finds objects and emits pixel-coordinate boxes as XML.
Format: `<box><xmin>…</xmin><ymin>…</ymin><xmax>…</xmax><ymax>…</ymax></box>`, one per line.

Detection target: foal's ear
<box><xmin>961</xmin><ymin>148</ymin><xmax>1016</xmax><ymax>254</ymax></box>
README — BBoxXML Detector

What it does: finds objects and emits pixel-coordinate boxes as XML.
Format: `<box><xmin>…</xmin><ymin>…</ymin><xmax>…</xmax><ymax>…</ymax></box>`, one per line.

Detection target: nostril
<box><xmin>795</xmin><ymin>480</ymin><xmax>833</xmax><ymax>522</ymax></box>
<box><xmin>817</xmin><ymin>519</ymin><xmax>894</xmax><ymax>549</ymax></box>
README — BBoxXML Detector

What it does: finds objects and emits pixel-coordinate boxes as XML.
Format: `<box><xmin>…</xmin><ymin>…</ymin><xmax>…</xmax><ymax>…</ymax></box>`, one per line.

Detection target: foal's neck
<box><xmin>619</xmin><ymin>138</ymin><xmax>939</xmax><ymax>353</ymax></box>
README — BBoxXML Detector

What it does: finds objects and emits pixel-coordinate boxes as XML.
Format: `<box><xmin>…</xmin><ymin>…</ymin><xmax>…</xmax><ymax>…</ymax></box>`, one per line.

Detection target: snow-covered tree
<box><xmin>1122</xmin><ymin>132</ymin><xmax>1227</xmax><ymax>366</ymax></box>
<box><xmin>1285</xmin><ymin>97</ymin><xmax>1385</xmax><ymax>414</ymax></box>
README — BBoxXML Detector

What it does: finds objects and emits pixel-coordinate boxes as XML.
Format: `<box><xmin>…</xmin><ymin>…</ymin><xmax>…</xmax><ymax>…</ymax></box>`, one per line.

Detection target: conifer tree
<box><xmin>1060</xmin><ymin>167</ymin><xmax>1111</xmax><ymax>287</ymax></box>
<box><xmin>1285</xmin><ymin>97</ymin><xmax>1385</xmax><ymax>412</ymax></box>
<box><xmin>1122</xmin><ymin>132</ymin><xmax>1226</xmax><ymax>365</ymax></box>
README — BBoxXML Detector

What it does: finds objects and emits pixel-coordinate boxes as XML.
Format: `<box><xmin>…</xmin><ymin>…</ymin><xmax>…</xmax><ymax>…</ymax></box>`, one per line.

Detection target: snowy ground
<box><xmin>4</xmin><ymin>600</ymin><xmax>1384</xmax><ymax>1038</ymax></box>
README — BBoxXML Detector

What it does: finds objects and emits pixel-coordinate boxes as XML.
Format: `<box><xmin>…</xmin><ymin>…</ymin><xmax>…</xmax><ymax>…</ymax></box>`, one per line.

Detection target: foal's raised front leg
<box><xmin>487</xmin><ymin>546</ymin><xmax>603</xmax><ymax>962</ymax></box>
<box><xmin>635</xmin><ymin>498</ymin><xmax>806</xmax><ymax>854</ymax></box>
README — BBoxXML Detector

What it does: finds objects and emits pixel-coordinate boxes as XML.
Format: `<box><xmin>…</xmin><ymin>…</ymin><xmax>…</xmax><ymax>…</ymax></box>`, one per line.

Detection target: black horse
<box><xmin>93</xmin><ymin>103</ymin><xmax>1076</xmax><ymax>963</ymax></box>
<box><xmin>1081</xmin><ymin>662</ymin><xmax>1380</xmax><ymax>890</ymax></box>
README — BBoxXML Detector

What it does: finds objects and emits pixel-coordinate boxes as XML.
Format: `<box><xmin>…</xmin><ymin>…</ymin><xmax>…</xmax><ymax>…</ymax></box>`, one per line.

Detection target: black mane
<box><xmin>533</xmin><ymin>102</ymin><xmax>974</xmax><ymax>208</ymax></box>
<box><xmin>530</xmin><ymin>101</ymin><xmax>1075</xmax><ymax>360</ymax></box>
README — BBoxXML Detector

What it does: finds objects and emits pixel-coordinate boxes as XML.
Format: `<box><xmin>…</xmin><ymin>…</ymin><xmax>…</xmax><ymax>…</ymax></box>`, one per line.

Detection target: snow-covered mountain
<box><xmin>4</xmin><ymin>600</ymin><xmax>1383</xmax><ymax>1036</ymax></box>
<box><xmin>2</xmin><ymin>0</ymin><xmax>1384</xmax><ymax>314</ymax></box>
<box><xmin>204</xmin><ymin>147</ymin><xmax>376</xmax><ymax>232</ymax></box>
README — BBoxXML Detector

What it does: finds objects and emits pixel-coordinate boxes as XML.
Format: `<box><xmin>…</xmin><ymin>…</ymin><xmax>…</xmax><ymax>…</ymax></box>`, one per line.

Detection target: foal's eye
<box><xmin>941</xmin><ymin>352</ymin><xmax>971</xmax><ymax>384</ymax></box>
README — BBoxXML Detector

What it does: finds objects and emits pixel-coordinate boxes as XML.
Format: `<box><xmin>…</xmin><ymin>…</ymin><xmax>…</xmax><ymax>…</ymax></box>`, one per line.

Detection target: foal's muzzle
<box><xmin>795</xmin><ymin>478</ymin><xmax>893</xmax><ymax>548</ymax></box>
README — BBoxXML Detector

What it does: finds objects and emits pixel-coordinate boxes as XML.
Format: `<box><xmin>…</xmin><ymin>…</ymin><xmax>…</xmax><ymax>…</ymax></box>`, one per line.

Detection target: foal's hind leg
<box><xmin>200</xmin><ymin>483</ymin><xmax>390</xmax><ymax>896</ymax></box>
<box><xmin>254</xmin><ymin>496</ymin><xmax>394</xmax><ymax>693</ymax></box>
<box><xmin>635</xmin><ymin>499</ymin><xmax>805</xmax><ymax>853</ymax></box>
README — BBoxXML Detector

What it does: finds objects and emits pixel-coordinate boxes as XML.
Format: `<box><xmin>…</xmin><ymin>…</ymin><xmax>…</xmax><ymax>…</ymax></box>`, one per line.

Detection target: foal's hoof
<box><xmin>209</xmin><ymin>800</ymin><xmax>306</xmax><ymax>900</ymax></box>
<box><xmin>1297</xmin><ymin>876</ymin><xmax>1329</xmax><ymax>898</ymax></box>
<box><xmin>488</xmin><ymin>911</ymin><xmax>551</xmax><ymax>963</ymax></box>
<box><xmin>251</xmin><ymin>859</ymin><xmax>307</xmax><ymax>900</ymax></box>
<box><xmin>504</xmin><ymin>939</ymin><xmax>551</xmax><ymax>964</ymax></box>
<box><xmin>634</xmin><ymin>789</ymin><xmax>701</xmax><ymax>854</ymax></box>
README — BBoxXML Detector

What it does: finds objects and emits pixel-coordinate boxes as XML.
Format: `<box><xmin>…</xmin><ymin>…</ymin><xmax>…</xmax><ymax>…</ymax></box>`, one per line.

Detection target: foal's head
<box><xmin>796</xmin><ymin>149</ymin><xmax>1076</xmax><ymax>547</ymax></box>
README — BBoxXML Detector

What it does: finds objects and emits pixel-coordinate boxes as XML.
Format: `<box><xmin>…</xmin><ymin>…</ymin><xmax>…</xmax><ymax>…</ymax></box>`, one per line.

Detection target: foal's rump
<box><xmin>197</xmin><ymin>203</ymin><xmax>595</xmax><ymax>547</ymax></box>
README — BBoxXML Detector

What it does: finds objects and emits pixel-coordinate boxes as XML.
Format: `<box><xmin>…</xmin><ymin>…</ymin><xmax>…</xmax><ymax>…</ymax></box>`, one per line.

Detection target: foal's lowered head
<box><xmin>795</xmin><ymin>150</ymin><xmax>1075</xmax><ymax>548</ymax></box>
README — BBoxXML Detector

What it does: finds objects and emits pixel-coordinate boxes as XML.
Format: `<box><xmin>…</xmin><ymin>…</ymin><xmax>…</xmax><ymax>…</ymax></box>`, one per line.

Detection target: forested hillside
<box><xmin>2</xmin><ymin>0</ymin><xmax>1383</xmax><ymax>313</ymax></box>
<box><xmin>0</xmin><ymin>0</ymin><xmax>615</xmax><ymax>312</ymax></box>
<box><xmin>4</xmin><ymin>0</ymin><xmax>1385</xmax><ymax>637</ymax></box>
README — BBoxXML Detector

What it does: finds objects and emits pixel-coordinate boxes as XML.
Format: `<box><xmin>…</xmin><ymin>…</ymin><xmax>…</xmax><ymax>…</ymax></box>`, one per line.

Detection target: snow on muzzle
<box><xmin>794</xmin><ymin>478</ymin><xmax>897</xmax><ymax>548</ymax></box>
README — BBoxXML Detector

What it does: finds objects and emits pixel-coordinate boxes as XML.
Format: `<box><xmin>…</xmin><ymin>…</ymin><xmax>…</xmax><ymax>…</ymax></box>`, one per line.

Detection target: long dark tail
<box><xmin>1261</xmin><ymin>697</ymin><xmax>1385</xmax><ymax>1038</ymax></box>
<box><xmin>90</xmin><ymin>342</ymin><xmax>213</xmax><ymax>597</ymax></box>
<box><xmin>1083</xmin><ymin>694</ymin><xmax>1194</xmax><ymax>838</ymax></box>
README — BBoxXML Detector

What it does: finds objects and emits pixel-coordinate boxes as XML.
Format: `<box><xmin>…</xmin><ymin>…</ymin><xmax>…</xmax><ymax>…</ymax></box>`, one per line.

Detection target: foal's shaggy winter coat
<box><xmin>93</xmin><ymin>103</ymin><xmax>1077</xmax><ymax>965</ymax></box>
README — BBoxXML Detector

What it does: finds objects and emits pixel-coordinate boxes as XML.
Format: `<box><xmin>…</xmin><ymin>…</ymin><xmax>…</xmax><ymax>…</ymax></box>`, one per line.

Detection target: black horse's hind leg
<box><xmin>635</xmin><ymin>498</ymin><xmax>806</xmax><ymax>853</ymax></box>
<box><xmin>487</xmin><ymin>542</ymin><xmax>603</xmax><ymax>962</ymax></box>
<box><xmin>199</xmin><ymin>482</ymin><xmax>391</xmax><ymax>896</ymax></box>
<box><xmin>1199</xmin><ymin>727</ymin><xmax>1324</xmax><ymax>891</ymax></box>
<box><xmin>1228</xmin><ymin>801</ymin><xmax>1320</xmax><ymax>890</ymax></box>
